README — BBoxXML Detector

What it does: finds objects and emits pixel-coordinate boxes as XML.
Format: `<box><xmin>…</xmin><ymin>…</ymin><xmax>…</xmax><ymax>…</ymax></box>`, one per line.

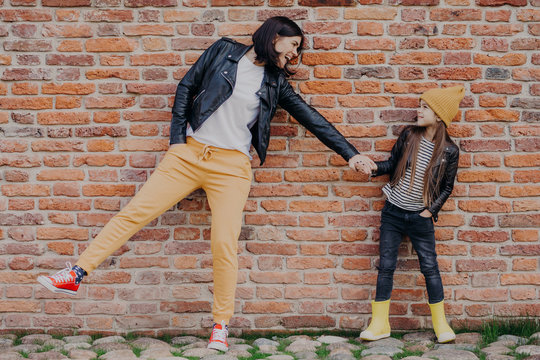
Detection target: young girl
<box><xmin>37</xmin><ymin>16</ymin><xmax>373</xmax><ymax>351</ymax></box>
<box><xmin>357</xmin><ymin>86</ymin><xmax>464</xmax><ymax>343</ymax></box>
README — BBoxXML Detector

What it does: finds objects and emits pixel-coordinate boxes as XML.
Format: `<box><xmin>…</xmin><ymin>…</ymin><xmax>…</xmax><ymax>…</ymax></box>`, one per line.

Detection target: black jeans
<box><xmin>375</xmin><ymin>201</ymin><xmax>444</xmax><ymax>304</ymax></box>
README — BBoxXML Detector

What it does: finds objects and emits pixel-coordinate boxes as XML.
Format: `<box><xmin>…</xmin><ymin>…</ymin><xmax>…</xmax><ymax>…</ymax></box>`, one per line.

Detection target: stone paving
<box><xmin>0</xmin><ymin>331</ymin><xmax>539</xmax><ymax>360</ymax></box>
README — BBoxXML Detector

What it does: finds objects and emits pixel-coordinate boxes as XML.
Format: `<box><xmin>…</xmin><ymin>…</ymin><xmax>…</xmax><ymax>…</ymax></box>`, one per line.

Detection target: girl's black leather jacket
<box><xmin>373</xmin><ymin>125</ymin><xmax>459</xmax><ymax>222</ymax></box>
<box><xmin>170</xmin><ymin>37</ymin><xmax>359</xmax><ymax>165</ymax></box>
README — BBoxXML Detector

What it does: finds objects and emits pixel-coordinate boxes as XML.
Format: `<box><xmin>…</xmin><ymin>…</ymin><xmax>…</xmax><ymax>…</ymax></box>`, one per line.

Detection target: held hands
<box><xmin>349</xmin><ymin>154</ymin><xmax>377</xmax><ymax>174</ymax></box>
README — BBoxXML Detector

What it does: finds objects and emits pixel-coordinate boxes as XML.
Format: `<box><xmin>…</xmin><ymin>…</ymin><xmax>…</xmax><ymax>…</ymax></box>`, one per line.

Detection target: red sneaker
<box><xmin>37</xmin><ymin>262</ymin><xmax>80</xmax><ymax>296</ymax></box>
<box><xmin>207</xmin><ymin>321</ymin><xmax>229</xmax><ymax>352</ymax></box>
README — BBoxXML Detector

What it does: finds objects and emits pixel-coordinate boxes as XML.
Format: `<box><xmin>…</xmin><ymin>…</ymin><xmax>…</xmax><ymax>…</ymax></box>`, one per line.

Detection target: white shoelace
<box><xmin>211</xmin><ymin>321</ymin><xmax>228</xmax><ymax>343</ymax></box>
<box><xmin>50</xmin><ymin>262</ymin><xmax>75</xmax><ymax>283</ymax></box>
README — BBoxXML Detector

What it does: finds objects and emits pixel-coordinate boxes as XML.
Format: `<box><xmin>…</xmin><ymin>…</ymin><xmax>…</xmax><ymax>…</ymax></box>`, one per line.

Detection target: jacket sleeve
<box><xmin>372</xmin><ymin>126</ymin><xmax>411</xmax><ymax>177</ymax></box>
<box><xmin>169</xmin><ymin>39</ymin><xmax>226</xmax><ymax>145</ymax></box>
<box><xmin>428</xmin><ymin>147</ymin><xmax>459</xmax><ymax>221</ymax></box>
<box><xmin>277</xmin><ymin>79</ymin><xmax>359</xmax><ymax>162</ymax></box>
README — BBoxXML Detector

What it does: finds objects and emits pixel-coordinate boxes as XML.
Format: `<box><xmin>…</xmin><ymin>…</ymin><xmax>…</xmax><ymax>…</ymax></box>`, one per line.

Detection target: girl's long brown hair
<box><xmin>390</xmin><ymin>121</ymin><xmax>454</xmax><ymax>207</ymax></box>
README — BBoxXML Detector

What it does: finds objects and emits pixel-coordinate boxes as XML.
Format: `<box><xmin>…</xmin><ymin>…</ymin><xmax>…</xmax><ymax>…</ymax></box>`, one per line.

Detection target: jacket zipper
<box><xmin>193</xmin><ymin>89</ymin><xmax>205</xmax><ymax>102</ymax></box>
<box><xmin>221</xmin><ymin>72</ymin><xmax>234</xmax><ymax>88</ymax></box>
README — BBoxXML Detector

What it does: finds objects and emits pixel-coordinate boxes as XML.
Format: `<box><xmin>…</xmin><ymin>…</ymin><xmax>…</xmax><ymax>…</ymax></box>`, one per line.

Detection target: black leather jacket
<box><xmin>373</xmin><ymin>125</ymin><xmax>459</xmax><ymax>222</ymax></box>
<box><xmin>170</xmin><ymin>37</ymin><xmax>359</xmax><ymax>165</ymax></box>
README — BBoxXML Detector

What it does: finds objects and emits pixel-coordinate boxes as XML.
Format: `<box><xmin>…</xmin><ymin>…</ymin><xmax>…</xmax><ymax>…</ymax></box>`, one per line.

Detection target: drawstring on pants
<box><xmin>199</xmin><ymin>145</ymin><xmax>215</xmax><ymax>162</ymax></box>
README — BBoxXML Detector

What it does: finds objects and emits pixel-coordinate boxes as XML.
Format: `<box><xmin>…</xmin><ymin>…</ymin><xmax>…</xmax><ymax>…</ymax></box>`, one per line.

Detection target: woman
<box><xmin>38</xmin><ymin>16</ymin><xmax>375</xmax><ymax>351</ymax></box>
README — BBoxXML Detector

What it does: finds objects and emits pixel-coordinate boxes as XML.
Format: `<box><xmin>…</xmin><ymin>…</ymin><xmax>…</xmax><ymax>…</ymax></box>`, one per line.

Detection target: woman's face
<box><xmin>273</xmin><ymin>35</ymin><xmax>302</xmax><ymax>69</ymax></box>
<box><xmin>417</xmin><ymin>99</ymin><xmax>440</xmax><ymax>127</ymax></box>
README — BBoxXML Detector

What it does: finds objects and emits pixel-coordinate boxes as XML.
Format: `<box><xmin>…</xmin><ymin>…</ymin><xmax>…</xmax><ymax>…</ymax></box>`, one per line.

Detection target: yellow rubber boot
<box><xmin>429</xmin><ymin>300</ymin><xmax>456</xmax><ymax>343</ymax></box>
<box><xmin>360</xmin><ymin>299</ymin><xmax>391</xmax><ymax>341</ymax></box>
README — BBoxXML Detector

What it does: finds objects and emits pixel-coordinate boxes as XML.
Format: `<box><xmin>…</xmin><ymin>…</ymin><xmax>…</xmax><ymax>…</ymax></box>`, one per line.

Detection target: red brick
<box><xmin>282</xmin><ymin>315</ymin><xmax>335</xmax><ymax>328</ymax></box>
<box><xmin>470</xmin><ymin>245</ymin><xmax>497</xmax><ymax>258</ymax></box>
<box><xmin>312</xmin><ymin>37</ymin><xmax>341</xmax><ymax>50</ymax></box>
<box><xmin>302</xmin><ymin>52</ymin><xmax>355</xmax><ymax>65</ymax></box>
<box><xmin>2</xmin><ymin>198</ymin><xmax>17</xmax><ymax>210</ymax></box>
<box><xmin>6</xmin><ymin>286</ymin><xmax>33</xmax><ymax>298</ymax></box>
<box><xmin>0</xmin><ymin>97</ymin><xmax>53</xmax><ymax>110</ymax></box>
<box><xmin>130</xmin><ymin>53</ymin><xmax>182</xmax><ymax>66</ymax></box>
<box><xmin>471</xmin><ymin>24</ymin><xmax>523</xmax><ymax>37</ymax></box>
<box><xmin>500</xmin><ymin>245</ymin><xmax>540</xmax><ymax>258</ymax></box>
<box><xmin>85</xmin><ymin>96</ymin><xmax>136</xmax><ymax>109</ymax></box>
<box><xmin>356</xmin><ymin>22</ymin><xmax>383</xmax><ymax>36</ymax></box>
<box><xmin>430</xmin><ymin>9</ymin><xmax>482</xmax><ymax>21</ymax></box>
<box><xmin>505</xmin><ymin>154</ymin><xmax>540</xmax><ymax>167</ymax></box>
<box><xmin>455</xmin><ymin>288</ymin><xmax>508</xmax><ymax>301</ymax></box>
<box><xmin>485</xmin><ymin>9</ymin><xmax>511</xmax><ymax>22</ymax></box>
<box><xmin>499</xmin><ymin>214</ymin><xmax>540</xmax><ymax>228</ymax></box>
<box><xmin>344</xmin><ymin>7</ymin><xmax>397</xmax><ymax>20</ymax></box>
<box><xmin>86</xmin><ymin>38</ymin><xmax>137</xmax><ymax>52</ymax></box>
<box><xmin>458</xmin><ymin>230</ymin><xmax>509</xmax><ymax>243</ymax></box>
<box><xmin>474</xmin><ymin>53</ymin><xmax>526</xmax><ymax>66</ymax></box>
<box><xmin>428</xmin><ymin>67</ymin><xmax>481</xmax><ymax>80</ymax></box>
<box><xmin>471</xmin><ymin>82</ymin><xmax>522</xmax><ymax>94</ymax></box>
<box><xmin>47</xmin><ymin>242</ymin><xmax>75</xmax><ymax>255</ymax></box>
<box><xmin>284</xmin><ymin>286</ymin><xmax>337</xmax><ymax>299</ymax></box>
<box><xmin>500</xmin><ymin>186</ymin><xmax>540</xmax><ymax>199</ymax></box>
<box><xmin>53</xmin><ymin>183</ymin><xmax>80</xmax><ymax>197</ymax></box>
<box><xmin>517</xmin><ymin>9</ymin><xmax>540</xmax><ymax>21</ymax></box>
<box><xmin>512</xmin><ymin>229</ymin><xmax>538</xmax><ymax>242</ymax></box>
<box><xmin>0</xmin><ymin>300</ymin><xmax>40</xmax><ymax>312</ymax></box>
<box><xmin>2</xmin><ymin>184</ymin><xmax>50</xmax><ymax>197</ymax></box>
<box><xmin>458</xmin><ymin>200</ymin><xmax>511</xmax><ymax>213</ymax></box>
<box><xmin>456</xmin><ymin>259</ymin><xmax>507</xmax><ymax>272</ymax></box>
<box><xmin>346</xmin><ymin>38</ymin><xmax>396</xmax><ymax>51</ymax></box>
<box><xmin>390</xmin><ymin>52</ymin><xmax>441</xmax><ymax>65</ymax></box>
<box><xmin>12</xmin><ymin>83</ymin><xmax>38</xmax><ymax>95</ymax></box>
<box><xmin>512</xmin><ymin>258</ymin><xmax>537</xmax><ymax>271</ymax></box>
<box><xmin>510</xmin><ymin>288</ymin><xmax>536</xmax><ymax>301</ymax></box>
<box><xmin>513</xmin><ymin>199</ymin><xmax>540</xmax><ymax>212</ymax></box>
<box><xmin>303</xmin><ymin>22</ymin><xmax>352</xmax><ymax>35</ymax></box>
<box><xmin>243</xmin><ymin>301</ymin><xmax>292</xmax><ymax>313</ymax></box>
<box><xmin>501</xmin><ymin>274</ymin><xmax>540</xmax><ymax>285</ymax></box>
<box><xmin>465</xmin><ymin>304</ymin><xmax>492</xmax><ymax>317</ymax></box>
<box><xmin>389</xmin><ymin>23</ymin><xmax>437</xmax><ymax>36</ymax></box>
<box><xmin>287</xmin><ymin>257</ymin><xmax>335</xmax><ymax>270</ymax></box>
<box><xmin>57</xmin><ymin>39</ymin><xmax>83</xmax><ymax>52</ymax></box>
<box><xmin>512</xmin><ymin>68</ymin><xmax>540</xmax><ymax>81</ymax></box>
<box><xmin>250</xmin><ymin>271</ymin><xmax>301</xmax><ymax>284</ymax></box>
<box><xmin>443</xmin><ymin>24</ymin><xmax>467</xmax><ymax>36</ymax></box>
<box><xmin>457</xmin><ymin>170</ymin><xmax>511</xmax><ymax>182</ymax></box>
<box><xmin>4</xmin><ymin>170</ymin><xmax>29</xmax><ymax>183</ymax></box>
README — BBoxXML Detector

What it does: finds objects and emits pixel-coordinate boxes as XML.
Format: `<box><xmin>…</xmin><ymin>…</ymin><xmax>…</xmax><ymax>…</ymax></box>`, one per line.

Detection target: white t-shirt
<box><xmin>186</xmin><ymin>55</ymin><xmax>265</xmax><ymax>158</ymax></box>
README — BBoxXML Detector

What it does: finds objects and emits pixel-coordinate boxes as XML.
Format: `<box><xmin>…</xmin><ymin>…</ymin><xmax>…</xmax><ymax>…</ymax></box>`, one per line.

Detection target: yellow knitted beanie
<box><xmin>420</xmin><ymin>86</ymin><xmax>465</xmax><ymax>127</ymax></box>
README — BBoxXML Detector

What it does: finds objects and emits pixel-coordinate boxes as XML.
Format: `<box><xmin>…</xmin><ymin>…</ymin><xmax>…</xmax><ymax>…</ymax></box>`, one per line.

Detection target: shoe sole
<box><xmin>437</xmin><ymin>332</ymin><xmax>456</xmax><ymax>343</ymax></box>
<box><xmin>359</xmin><ymin>332</ymin><xmax>391</xmax><ymax>341</ymax></box>
<box><xmin>207</xmin><ymin>342</ymin><xmax>228</xmax><ymax>352</ymax></box>
<box><xmin>37</xmin><ymin>276</ymin><xmax>77</xmax><ymax>296</ymax></box>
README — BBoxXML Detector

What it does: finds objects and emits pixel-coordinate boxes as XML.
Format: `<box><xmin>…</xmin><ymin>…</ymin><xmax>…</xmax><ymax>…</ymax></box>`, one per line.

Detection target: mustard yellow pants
<box><xmin>76</xmin><ymin>137</ymin><xmax>252</xmax><ymax>324</ymax></box>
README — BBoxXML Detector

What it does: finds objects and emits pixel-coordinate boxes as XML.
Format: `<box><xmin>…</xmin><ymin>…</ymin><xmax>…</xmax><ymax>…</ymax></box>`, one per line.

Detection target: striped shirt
<box><xmin>383</xmin><ymin>137</ymin><xmax>435</xmax><ymax>211</ymax></box>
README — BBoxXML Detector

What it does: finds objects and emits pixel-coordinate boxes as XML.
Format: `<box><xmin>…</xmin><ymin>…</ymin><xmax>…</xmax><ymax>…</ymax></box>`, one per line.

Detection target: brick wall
<box><xmin>0</xmin><ymin>0</ymin><xmax>539</xmax><ymax>335</ymax></box>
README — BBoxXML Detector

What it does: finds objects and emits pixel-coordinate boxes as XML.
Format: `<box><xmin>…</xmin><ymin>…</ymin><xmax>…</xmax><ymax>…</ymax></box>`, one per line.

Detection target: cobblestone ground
<box><xmin>0</xmin><ymin>331</ymin><xmax>539</xmax><ymax>360</ymax></box>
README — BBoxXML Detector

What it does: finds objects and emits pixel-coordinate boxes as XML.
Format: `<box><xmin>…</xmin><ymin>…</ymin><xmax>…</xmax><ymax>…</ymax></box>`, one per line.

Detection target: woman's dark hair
<box><xmin>252</xmin><ymin>16</ymin><xmax>304</xmax><ymax>76</ymax></box>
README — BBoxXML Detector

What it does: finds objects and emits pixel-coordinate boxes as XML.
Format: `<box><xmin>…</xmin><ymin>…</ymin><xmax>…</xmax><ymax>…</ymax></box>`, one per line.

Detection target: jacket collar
<box><xmin>226</xmin><ymin>43</ymin><xmax>252</xmax><ymax>63</ymax></box>
<box><xmin>225</xmin><ymin>42</ymin><xmax>282</xmax><ymax>105</ymax></box>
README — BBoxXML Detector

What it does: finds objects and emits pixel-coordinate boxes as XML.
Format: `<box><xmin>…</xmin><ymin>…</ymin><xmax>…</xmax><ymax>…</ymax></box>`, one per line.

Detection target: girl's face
<box><xmin>273</xmin><ymin>35</ymin><xmax>302</xmax><ymax>69</ymax></box>
<box><xmin>417</xmin><ymin>99</ymin><xmax>440</xmax><ymax>127</ymax></box>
